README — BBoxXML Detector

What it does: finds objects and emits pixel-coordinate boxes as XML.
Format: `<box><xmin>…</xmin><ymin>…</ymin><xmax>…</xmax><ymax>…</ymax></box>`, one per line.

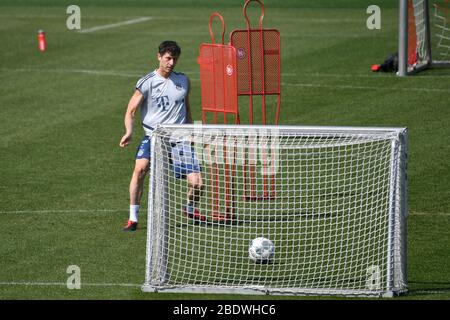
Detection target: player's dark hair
<box><xmin>159</xmin><ymin>40</ymin><xmax>181</xmax><ymax>57</ymax></box>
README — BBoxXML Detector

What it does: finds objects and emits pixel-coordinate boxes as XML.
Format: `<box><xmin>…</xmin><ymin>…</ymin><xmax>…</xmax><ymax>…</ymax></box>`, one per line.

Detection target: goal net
<box><xmin>142</xmin><ymin>124</ymin><xmax>408</xmax><ymax>297</ymax></box>
<box><xmin>399</xmin><ymin>0</ymin><xmax>450</xmax><ymax>75</ymax></box>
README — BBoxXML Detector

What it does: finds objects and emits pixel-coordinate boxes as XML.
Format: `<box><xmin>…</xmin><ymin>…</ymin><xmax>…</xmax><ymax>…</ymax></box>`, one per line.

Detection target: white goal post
<box><xmin>398</xmin><ymin>0</ymin><xmax>450</xmax><ymax>76</ymax></box>
<box><xmin>142</xmin><ymin>124</ymin><xmax>408</xmax><ymax>297</ymax></box>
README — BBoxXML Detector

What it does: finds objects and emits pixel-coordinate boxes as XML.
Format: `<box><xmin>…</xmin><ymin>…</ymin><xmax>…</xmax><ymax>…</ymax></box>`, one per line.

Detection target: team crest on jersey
<box><xmin>175</xmin><ymin>83</ymin><xmax>183</xmax><ymax>91</ymax></box>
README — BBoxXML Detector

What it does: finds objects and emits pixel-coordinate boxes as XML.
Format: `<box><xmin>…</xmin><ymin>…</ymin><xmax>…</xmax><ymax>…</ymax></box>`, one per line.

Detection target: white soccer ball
<box><xmin>248</xmin><ymin>237</ymin><xmax>275</xmax><ymax>263</ymax></box>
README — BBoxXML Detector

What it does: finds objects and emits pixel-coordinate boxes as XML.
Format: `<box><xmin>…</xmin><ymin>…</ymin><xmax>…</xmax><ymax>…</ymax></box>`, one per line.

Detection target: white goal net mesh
<box><xmin>143</xmin><ymin>125</ymin><xmax>408</xmax><ymax>297</ymax></box>
<box><xmin>408</xmin><ymin>0</ymin><xmax>450</xmax><ymax>69</ymax></box>
<box><xmin>432</xmin><ymin>1</ymin><xmax>450</xmax><ymax>61</ymax></box>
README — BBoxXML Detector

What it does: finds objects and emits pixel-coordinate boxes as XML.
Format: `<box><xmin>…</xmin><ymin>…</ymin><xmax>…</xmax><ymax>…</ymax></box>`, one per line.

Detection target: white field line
<box><xmin>5</xmin><ymin>67</ymin><xmax>450</xmax><ymax>79</ymax></box>
<box><xmin>4</xmin><ymin>66</ymin><xmax>450</xmax><ymax>83</ymax></box>
<box><xmin>412</xmin><ymin>289</ymin><xmax>450</xmax><ymax>295</ymax></box>
<box><xmin>0</xmin><ymin>14</ymin><xmax>144</xmax><ymax>19</ymax></box>
<box><xmin>283</xmin><ymin>73</ymin><xmax>450</xmax><ymax>79</ymax></box>
<box><xmin>282</xmin><ymin>82</ymin><xmax>450</xmax><ymax>93</ymax></box>
<box><xmin>78</xmin><ymin>16</ymin><xmax>152</xmax><ymax>33</ymax></box>
<box><xmin>66</xmin><ymin>69</ymin><xmax>142</xmax><ymax>77</ymax></box>
<box><xmin>1</xmin><ymin>282</ymin><xmax>448</xmax><ymax>296</ymax></box>
<box><xmin>0</xmin><ymin>68</ymin><xmax>141</xmax><ymax>78</ymax></box>
<box><xmin>0</xmin><ymin>209</ymin><xmax>124</xmax><ymax>214</ymax></box>
<box><xmin>0</xmin><ymin>14</ymin><xmax>362</xmax><ymax>23</ymax></box>
<box><xmin>408</xmin><ymin>211</ymin><xmax>450</xmax><ymax>216</ymax></box>
<box><xmin>1</xmin><ymin>281</ymin><xmax>449</xmax><ymax>295</ymax></box>
<box><xmin>0</xmin><ymin>281</ymin><xmax>140</xmax><ymax>288</ymax></box>
<box><xmin>2</xmin><ymin>68</ymin><xmax>449</xmax><ymax>93</ymax></box>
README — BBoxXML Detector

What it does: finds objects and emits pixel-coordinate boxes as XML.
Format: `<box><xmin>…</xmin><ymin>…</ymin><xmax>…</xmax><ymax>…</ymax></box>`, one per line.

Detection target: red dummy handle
<box><xmin>209</xmin><ymin>12</ymin><xmax>226</xmax><ymax>44</ymax></box>
<box><xmin>243</xmin><ymin>0</ymin><xmax>265</xmax><ymax>30</ymax></box>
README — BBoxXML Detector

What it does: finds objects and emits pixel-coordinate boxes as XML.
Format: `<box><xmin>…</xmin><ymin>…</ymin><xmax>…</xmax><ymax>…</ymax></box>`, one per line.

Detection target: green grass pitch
<box><xmin>0</xmin><ymin>0</ymin><xmax>449</xmax><ymax>300</ymax></box>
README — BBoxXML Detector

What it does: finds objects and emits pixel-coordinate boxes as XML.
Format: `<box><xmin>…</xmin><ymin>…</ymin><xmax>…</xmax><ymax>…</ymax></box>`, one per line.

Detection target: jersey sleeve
<box><xmin>135</xmin><ymin>76</ymin><xmax>150</xmax><ymax>99</ymax></box>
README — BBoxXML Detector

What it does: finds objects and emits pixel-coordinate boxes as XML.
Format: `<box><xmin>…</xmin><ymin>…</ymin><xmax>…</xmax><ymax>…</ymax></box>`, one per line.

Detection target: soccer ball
<box><xmin>248</xmin><ymin>237</ymin><xmax>275</xmax><ymax>263</ymax></box>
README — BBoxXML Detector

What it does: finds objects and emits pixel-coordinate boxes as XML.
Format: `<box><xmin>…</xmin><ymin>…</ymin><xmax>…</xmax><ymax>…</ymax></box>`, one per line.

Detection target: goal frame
<box><xmin>142</xmin><ymin>124</ymin><xmax>408</xmax><ymax>298</ymax></box>
<box><xmin>398</xmin><ymin>0</ymin><xmax>450</xmax><ymax>76</ymax></box>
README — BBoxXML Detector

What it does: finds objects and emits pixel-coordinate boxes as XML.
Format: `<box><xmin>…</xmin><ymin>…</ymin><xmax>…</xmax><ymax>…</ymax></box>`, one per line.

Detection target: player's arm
<box><xmin>119</xmin><ymin>89</ymin><xmax>144</xmax><ymax>148</ymax></box>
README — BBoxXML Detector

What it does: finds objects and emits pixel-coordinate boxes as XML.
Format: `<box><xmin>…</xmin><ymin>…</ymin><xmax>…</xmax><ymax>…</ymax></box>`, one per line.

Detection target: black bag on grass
<box><xmin>371</xmin><ymin>52</ymin><xmax>399</xmax><ymax>73</ymax></box>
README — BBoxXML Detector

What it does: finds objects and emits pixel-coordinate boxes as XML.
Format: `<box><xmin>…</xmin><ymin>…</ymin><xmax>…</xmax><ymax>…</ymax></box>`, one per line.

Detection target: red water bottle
<box><xmin>37</xmin><ymin>30</ymin><xmax>46</xmax><ymax>52</ymax></box>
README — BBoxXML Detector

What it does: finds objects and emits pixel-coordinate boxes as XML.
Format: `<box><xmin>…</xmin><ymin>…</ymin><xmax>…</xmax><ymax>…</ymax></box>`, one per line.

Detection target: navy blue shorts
<box><xmin>135</xmin><ymin>136</ymin><xmax>201</xmax><ymax>179</ymax></box>
<box><xmin>135</xmin><ymin>136</ymin><xmax>151</xmax><ymax>160</ymax></box>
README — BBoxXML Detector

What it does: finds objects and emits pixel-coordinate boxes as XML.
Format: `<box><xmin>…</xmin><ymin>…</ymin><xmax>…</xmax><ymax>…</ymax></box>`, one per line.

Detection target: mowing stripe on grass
<box><xmin>78</xmin><ymin>16</ymin><xmax>152</xmax><ymax>33</ymax></box>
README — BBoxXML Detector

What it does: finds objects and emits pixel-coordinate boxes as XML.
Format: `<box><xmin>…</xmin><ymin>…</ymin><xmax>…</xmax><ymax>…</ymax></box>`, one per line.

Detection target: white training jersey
<box><xmin>136</xmin><ymin>70</ymin><xmax>189</xmax><ymax>135</ymax></box>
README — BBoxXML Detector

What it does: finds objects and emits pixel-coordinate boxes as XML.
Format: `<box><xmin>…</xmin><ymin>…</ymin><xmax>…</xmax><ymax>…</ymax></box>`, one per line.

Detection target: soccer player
<box><xmin>119</xmin><ymin>40</ymin><xmax>204</xmax><ymax>232</ymax></box>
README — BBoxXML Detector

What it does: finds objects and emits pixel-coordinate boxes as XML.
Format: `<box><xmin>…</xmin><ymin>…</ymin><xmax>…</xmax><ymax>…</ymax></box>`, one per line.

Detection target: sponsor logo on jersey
<box><xmin>155</xmin><ymin>95</ymin><xmax>170</xmax><ymax>111</ymax></box>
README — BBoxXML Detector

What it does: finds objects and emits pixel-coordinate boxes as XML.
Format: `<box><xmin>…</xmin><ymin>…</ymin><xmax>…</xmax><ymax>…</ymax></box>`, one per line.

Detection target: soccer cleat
<box><xmin>183</xmin><ymin>206</ymin><xmax>207</xmax><ymax>222</ymax></box>
<box><xmin>122</xmin><ymin>220</ymin><xmax>138</xmax><ymax>231</ymax></box>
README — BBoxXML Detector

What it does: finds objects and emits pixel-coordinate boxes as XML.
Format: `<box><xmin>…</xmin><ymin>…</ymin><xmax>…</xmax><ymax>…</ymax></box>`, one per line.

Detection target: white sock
<box><xmin>129</xmin><ymin>205</ymin><xmax>140</xmax><ymax>222</ymax></box>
